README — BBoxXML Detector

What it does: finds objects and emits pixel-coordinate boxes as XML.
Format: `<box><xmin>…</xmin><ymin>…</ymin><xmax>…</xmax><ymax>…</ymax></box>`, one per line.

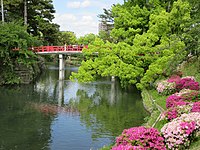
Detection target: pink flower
<box><xmin>191</xmin><ymin>102</ymin><xmax>200</xmax><ymax>112</ymax></box>
<box><xmin>112</xmin><ymin>127</ymin><xmax>166</xmax><ymax>150</ymax></box>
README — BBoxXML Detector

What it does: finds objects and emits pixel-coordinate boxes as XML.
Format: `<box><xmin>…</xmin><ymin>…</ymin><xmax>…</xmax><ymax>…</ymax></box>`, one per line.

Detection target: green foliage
<box><xmin>98</xmin><ymin>30</ymin><xmax>113</xmax><ymax>42</ymax></box>
<box><xmin>183</xmin><ymin>0</ymin><xmax>200</xmax><ymax>56</ymax></box>
<box><xmin>1</xmin><ymin>72</ymin><xmax>21</xmax><ymax>85</ymax></box>
<box><xmin>77</xmin><ymin>33</ymin><xmax>97</xmax><ymax>45</ymax></box>
<box><xmin>2</xmin><ymin>0</ymin><xmax>60</xmax><ymax>45</ymax></box>
<box><xmin>181</xmin><ymin>56</ymin><xmax>200</xmax><ymax>83</ymax></box>
<box><xmin>71</xmin><ymin>0</ymin><xmax>191</xmax><ymax>89</ymax></box>
<box><xmin>71</xmin><ymin>38</ymin><xmax>144</xmax><ymax>87</ymax></box>
<box><xmin>111</xmin><ymin>4</ymin><xmax>149</xmax><ymax>45</ymax></box>
<box><xmin>98</xmin><ymin>8</ymin><xmax>114</xmax><ymax>42</ymax></box>
<box><xmin>0</xmin><ymin>22</ymin><xmax>41</xmax><ymax>84</ymax></box>
<box><xmin>0</xmin><ymin>22</ymin><xmax>40</xmax><ymax>64</ymax></box>
<box><xmin>58</xmin><ymin>31</ymin><xmax>77</xmax><ymax>45</ymax></box>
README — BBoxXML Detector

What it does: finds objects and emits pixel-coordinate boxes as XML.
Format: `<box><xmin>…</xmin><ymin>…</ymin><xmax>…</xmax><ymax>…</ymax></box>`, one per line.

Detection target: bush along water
<box><xmin>111</xmin><ymin>76</ymin><xmax>199</xmax><ymax>150</ymax></box>
<box><xmin>158</xmin><ymin>76</ymin><xmax>200</xmax><ymax>149</ymax></box>
<box><xmin>111</xmin><ymin>126</ymin><xmax>166</xmax><ymax>150</ymax></box>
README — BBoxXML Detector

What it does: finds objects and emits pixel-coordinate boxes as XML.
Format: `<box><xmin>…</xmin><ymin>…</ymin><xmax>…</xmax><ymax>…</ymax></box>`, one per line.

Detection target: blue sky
<box><xmin>52</xmin><ymin>0</ymin><xmax>124</xmax><ymax>37</ymax></box>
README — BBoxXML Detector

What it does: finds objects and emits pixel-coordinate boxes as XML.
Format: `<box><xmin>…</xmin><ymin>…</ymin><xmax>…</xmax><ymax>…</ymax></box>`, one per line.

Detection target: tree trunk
<box><xmin>24</xmin><ymin>0</ymin><xmax>27</xmax><ymax>25</ymax></box>
<box><xmin>1</xmin><ymin>0</ymin><xmax>4</xmax><ymax>22</ymax></box>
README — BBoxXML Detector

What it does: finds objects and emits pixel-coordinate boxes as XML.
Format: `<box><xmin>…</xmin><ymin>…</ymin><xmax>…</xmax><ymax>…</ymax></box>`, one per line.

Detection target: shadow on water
<box><xmin>0</xmin><ymin>65</ymin><xmax>149</xmax><ymax>150</ymax></box>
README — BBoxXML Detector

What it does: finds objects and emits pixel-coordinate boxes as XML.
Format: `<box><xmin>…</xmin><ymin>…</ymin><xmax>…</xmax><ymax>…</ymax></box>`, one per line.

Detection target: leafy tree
<box><xmin>182</xmin><ymin>0</ymin><xmax>200</xmax><ymax>56</ymax></box>
<box><xmin>77</xmin><ymin>33</ymin><xmax>97</xmax><ymax>45</ymax></box>
<box><xmin>111</xmin><ymin>3</ymin><xmax>150</xmax><ymax>45</ymax></box>
<box><xmin>0</xmin><ymin>22</ymin><xmax>41</xmax><ymax>84</ymax></box>
<box><xmin>58</xmin><ymin>31</ymin><xmax>77</xmax><ymax>45</ymax></box>
<box><xmin>71</xmin><ymin>0</ymin><xmax>191</xmax><ymax>89</ymax></box>
<box><xmin>2</xmin><ymin>0</ymin><xmax>60</xmax><ymax>45</ymax></box>
<box><xmin>98</xmin><ymin>8</ymin><xmax>114</xmax><ymax>42</ymax></box>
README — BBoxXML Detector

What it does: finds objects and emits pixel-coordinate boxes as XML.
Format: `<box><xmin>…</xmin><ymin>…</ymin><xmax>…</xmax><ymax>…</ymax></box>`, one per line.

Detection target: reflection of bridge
<box><xmin>14</xmin><ymin>45</ymin><xmax>88</xmax><ymax>80</ymax></box>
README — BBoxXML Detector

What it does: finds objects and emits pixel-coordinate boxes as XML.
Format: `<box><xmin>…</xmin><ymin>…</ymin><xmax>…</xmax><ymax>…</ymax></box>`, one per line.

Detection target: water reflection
<box><xmin>0</xmin><ymin>65</ymin><xmax>148</xmax><ymax>150</ymax></box>
<box><xmin>58</xmin><ymin>80</ymin><xmax>64</xmax><ymax>106</ymax></box>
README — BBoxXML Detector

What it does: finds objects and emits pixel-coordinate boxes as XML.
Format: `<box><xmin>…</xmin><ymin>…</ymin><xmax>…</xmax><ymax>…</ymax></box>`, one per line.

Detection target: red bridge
<box><xmin>13</xmin><ymin>45</ymin><xmax>88</xmax><ymax>54</ymax></box>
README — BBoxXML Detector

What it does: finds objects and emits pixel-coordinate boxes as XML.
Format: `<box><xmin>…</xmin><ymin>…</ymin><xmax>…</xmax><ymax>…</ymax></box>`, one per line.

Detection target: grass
<box><xmin>149</xmin><ymin>89</ymin><xmax>168</xmax><ymax>111</ymax></box>
<box><xmin>190</xmin><ymin>136</ymin><xmax>200</xmax><ymax>150</ymax></box>
<box><xmin>181</xmin><ymin>56</ymin><xmax>200</xmax><ymax>82</ymax></box>
<box><xmin>141</xmin><ymin>89</ymin><xmax>154</xmax><ymax>113</ymax></box>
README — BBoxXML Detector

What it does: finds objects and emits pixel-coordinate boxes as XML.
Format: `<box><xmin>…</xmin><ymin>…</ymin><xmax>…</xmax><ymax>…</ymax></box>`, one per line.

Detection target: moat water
<box><xmin>0</xmin><ymin>65</ymin><xmax>148</xmax><ymax>150</ymax></box>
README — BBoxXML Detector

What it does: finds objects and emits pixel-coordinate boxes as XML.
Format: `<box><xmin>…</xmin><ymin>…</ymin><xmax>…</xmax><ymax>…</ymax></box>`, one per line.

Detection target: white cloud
<box><xmin>52</xmin><ymin>0</ymin><xmax>124</xmax><ymax>37</ymax></box>
<box><xmin>67</xmin><ymin>0</ymin><xmax>91</xmax><ymax>9</ymax></box>
<box><xmin>81</xmin><ymin>0</ymin><xmax>91</xmax><ymax>8</ymax></box>
<box><xmin>54</xmin><ymin>13</ymin><xmax>77</xmax><ymax>22</ymax></box>
<box><xmin>53</xmin><ymin>13</ymin><xmax>98</xmax><ymax>37</ymax></box>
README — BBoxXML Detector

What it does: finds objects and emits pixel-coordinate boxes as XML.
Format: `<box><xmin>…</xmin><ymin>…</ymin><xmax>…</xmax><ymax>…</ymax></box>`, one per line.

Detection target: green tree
<box><xmin>182</xmin><ymin>0</ymin><xmax>200</xmax><ymax>56</ymax></box>
<box><xmin>0</xmin><ymin>22</ymin><xmax>41</xmax><ymax>84</ymax></box>
<box><xmin>77</xmin><ymin>33</ymin><xmax>97</xmax><ymax>45</ymax></box>
<box><xmin>2</xmin><ymin>0</ymin><xmax>60</xmax><ymax>45</ymax></box>
<box><xmin>98</xmin><ymin>8</ymin><xmax>114</xmax><ymax>42</ymax></box>
<box><xmin>58</xmin><ymin>31</ymin><xmax>77</xmax><ymax>45</ymax></box>
<box><xmin>71</xmin><ymin>0</ymin><xmax>191</xmax><ymax>89</ymax></box>
<box><xmin>111</xmin><ymin>3</ymin><xmax>150</xmax><ymax>45</ymax></box>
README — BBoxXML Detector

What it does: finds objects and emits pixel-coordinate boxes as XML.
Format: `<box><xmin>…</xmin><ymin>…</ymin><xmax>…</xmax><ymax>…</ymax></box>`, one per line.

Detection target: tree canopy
<box><xmin>1</xmin><ymin>0</ymin><xmax>60</xmax><ymax>45</ymax></box>
<box><xmin>0</xmin><ymin>22</ymin><xmax>41</xmax><ymax>84</ymax></box>
<box><xmin>71</xmin><ymin>0</ymin><xmax>197</xmax><ymax>89</ymax></box>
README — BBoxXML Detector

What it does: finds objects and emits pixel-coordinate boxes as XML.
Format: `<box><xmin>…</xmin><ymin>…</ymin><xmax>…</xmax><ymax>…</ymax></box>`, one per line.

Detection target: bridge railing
<box><xmin>13</xmin><ymin>45</ymin><xmax>88</xmax><ymax>53</ymax></box>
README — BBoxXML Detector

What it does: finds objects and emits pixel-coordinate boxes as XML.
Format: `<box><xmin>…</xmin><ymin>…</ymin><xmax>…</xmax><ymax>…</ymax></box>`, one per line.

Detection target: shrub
<box><xmin>156</xmin><ymin>80</ymin><xmax>176</xmax><ymax>95</ymax></box>
<box><xmin>181</xmin><ymin>91</ymin><xmax>200</xmax><ymax>102</ymax></box>
<box><xmin>167</xmin><ymin>75</ymin><xmax>181</xmax><ymax>83</ymax></box>
<box><xmin>112</xmin><ymin>126</ymin><xmax>166</xmax><ymax>150</ymax></box>
<box><xmin>164</xmin><ymin>107</ymin><xmax>178</xmax><ymax>121</ymax></box>
<box><xmin>174</xmin><ymin>89</ymin><xmax>197</xmax><ymax>96</ymax></box>
<box><xmin>161</xmin><ymin>112</ymin><xmax>200</xmax><ymax>149</ymax></box>
<box><xmin>176</xmin><ymin>78</ymin><xmax>199</xmax><ymax>91</ymax></box>
<box><xmin>166</xmin><ymin>94</ymin><xmax>187</xmax><ymax>108</ymax></box>
<box><xmin>164</xmin><ymin>104</ymin><xmax>192</xmax><ymax>121</ymax></box>
<box><xmin>191</xmin><ymin>102</ymin><xmax>200</xmax><ymax>112</ymax></box>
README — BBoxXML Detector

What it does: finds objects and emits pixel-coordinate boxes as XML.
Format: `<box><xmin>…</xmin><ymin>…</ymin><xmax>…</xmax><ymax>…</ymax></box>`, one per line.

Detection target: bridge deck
<box><xmin>13</xmin><ymin>45</ymin><xmax>87</xmax><ymax>54</ymax></box>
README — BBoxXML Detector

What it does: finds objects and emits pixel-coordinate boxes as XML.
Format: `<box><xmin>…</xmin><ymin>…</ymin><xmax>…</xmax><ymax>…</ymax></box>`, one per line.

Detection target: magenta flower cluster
<box><xmin>165</xmin><ymin>104</ymin><xmax>193</xmax><ymax>121</ymax></box>
<box><xmin>165</xmin><ymin>89</ymin><xmax>200</xmax><ymax>121</ymax></box>
<box><xmin>161</xmin><ymin>112</ymin><xmax>200</xmax><ymax>149</ymax></box>
<box><xmin>191</xmin><ymin>102</ymin><xmax>200</xmax><ymax>112</ymax></box>
<box><xmin>165</xmin><ymin>107</ymin><xmax>178</xmax><ymax>121</ymax></box>
<box><xmin>111</xmin><ymin>76</ymin><xmax>200</xmax><ymax>150</ymax></box>
<box><xmin>167</xmin><ymin>75</ymin><xmax>181</xmax><ymax>83</ymax></box>
<box><xmin>112</xmin><ymin>126</ymin><xmax>166</xmax><ymax>150</ymax></box>
<box><xmin>157</xmin><ymin>76</ymin><xmax>199</xmax><ymax>95</ymax></box>
<box><xmin>166</xmin><ymin>94</ymin><xmax>188</xmax><ymax>108</ymax></box>
<box><xmin>167</xmin><ymin>76</ymin><xmax>200</xmax><ymax>91</ymax></box>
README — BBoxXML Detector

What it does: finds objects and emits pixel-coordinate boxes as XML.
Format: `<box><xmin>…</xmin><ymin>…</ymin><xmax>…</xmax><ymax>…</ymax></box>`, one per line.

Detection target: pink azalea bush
<box><xmin>174</xmin><ymin>89</ymin><xmax>196</xmax><ymax>97</ymax></box>
<box><xmin>173</xmin><ymin>76</ymin><xmax>200</xmax><ymax>91</ymax></box>
<box><xmin>156</xmin><ymin>80</ymin><xmax>176</xmax><ymax>95</ymax></box>
<box><xmin>161</xmin><ymin>112</ymin><xmax>200</xmax><ymax>149</ymax></box>
<box><xmin>191</xmin><ymin>102</ymin><xmax>200</xmax><ymax>112</ymax></box>
<box><xmin>167</xmin><ymin>75</ymin><xmax>181</xmax><ymax>83</ymax></box>
<box><xmin>112</xmin><ymin>76</ymin><xmax>200</xmax><ymax>150</ymax></box>
<box><xmin>157</xmin><ymin>76</ymin><xmax>199</xmax><ymax>95</ymax></box>
<box><xmin>176</xmin><ymin>78</ymin><xmax>199</xmax><ymax>91</ymax></box>
<box><xmin>181</xmin><ymin>91</ymin><xmax>200</xmax><ymax>102</ymax></box>
<box><xmin>112</xmin><ymin>126</ymin><xmax>166</xmax><ymax>150</ymax></box>
<box><xmin>165</xmin><ymin>107</ymin><xmax>178</xmax><ymax>121</ymax></box>
<box><xmin>164</xmin><ymin>104</ymin><xmax>193</xmax><ymax>121</ymax></box>
<box><xmin>166</xmin><ymin>94</ymin><xmax>187</xmax><ymax>108</ymax></box>
<box><xmin>166</xmin><ymin>90</ymin><xmax>200</xmax><ymax>109</ymax></box>
<box><xmin>111</xmin><ymin>144</ymin><xmax>145</xmax><ymax>150</ymax></box>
